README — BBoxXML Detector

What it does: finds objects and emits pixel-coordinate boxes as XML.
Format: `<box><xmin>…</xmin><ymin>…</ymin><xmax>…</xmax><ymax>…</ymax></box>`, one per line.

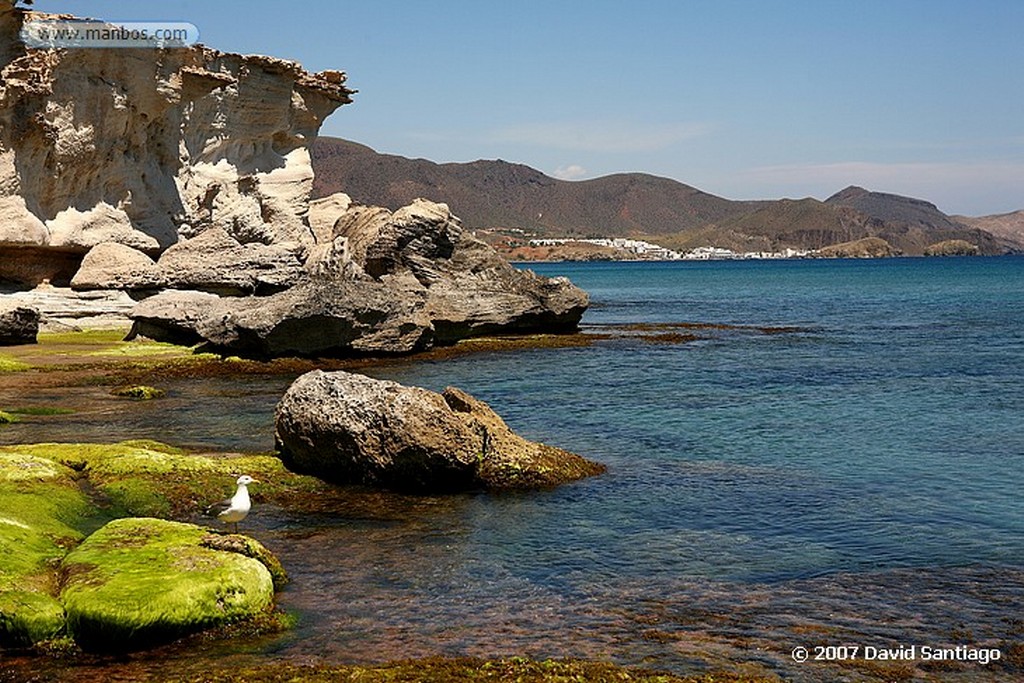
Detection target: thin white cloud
<box><xmin>552</xmin><ymin>164</ymin><xmax>588</xmax><ymax>180</ymax></box>
<box><xmin>489</xmin><ymin>121</ymin><xmax>715</xmax><ymax>153</ymax></box>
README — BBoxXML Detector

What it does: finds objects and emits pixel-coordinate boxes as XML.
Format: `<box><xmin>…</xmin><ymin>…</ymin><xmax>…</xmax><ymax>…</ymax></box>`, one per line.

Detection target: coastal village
<box><xmin>476</xmin><ymin>229</ymin><xmax>815</xmax><ymax>261</ymax></box>
<box><xmin>525</xmin><ymin>237</ymin><xmax>812</xmax><ymax>260</ymax></box>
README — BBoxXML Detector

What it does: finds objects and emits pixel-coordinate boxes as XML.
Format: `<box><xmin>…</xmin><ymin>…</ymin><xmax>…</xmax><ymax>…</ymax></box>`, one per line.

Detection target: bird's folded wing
<box><xmin>204</xmin><ymin>498</ymin><xmax>233</xmax><ymax>516</ymax></box>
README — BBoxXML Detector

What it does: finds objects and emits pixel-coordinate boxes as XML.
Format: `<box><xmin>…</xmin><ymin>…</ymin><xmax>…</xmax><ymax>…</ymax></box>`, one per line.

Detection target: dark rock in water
<box><xmin>0</xmin><ymin>301</ymin><xmax>40</xmax><ymax>345</ymax></box>
<box><xmin>425</xmin><ymin>234</ymin><xmax>589</xmax><ymax>342</ymax></box>
<box><xmin>129</xmin><ymin>280</ymin><xmax>433</xmax><ymax>357</ymax></box>
<box><xmin>127</xmin><ymin>290</ymin><xmax>223</xmax><ymax>347</ymax></box>
<box><xmin>274</xmin><ymin>370</ymin><xmax>605</xmax><ymax>492</ymax></box>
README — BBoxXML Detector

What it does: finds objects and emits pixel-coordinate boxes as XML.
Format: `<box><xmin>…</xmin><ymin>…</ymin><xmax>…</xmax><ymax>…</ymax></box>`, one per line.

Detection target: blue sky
<box><xmin>31</xmin><ymin>1</ymin><xmax>1024</xmax><ymax>215</ymax></box>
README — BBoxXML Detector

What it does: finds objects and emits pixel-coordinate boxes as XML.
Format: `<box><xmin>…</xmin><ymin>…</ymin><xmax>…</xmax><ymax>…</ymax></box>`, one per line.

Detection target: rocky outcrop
<box><xmin>127</xmin><ymin>197</ymin><xmax>588</xmax><ymax>357</ymax></box>
<box><xmin>816</xmin><ymin>237</ymin><xmax>901</xmax><ymax>258</ymax></box>
<box><xmin>129</xmin><ymin>281</ymin><xmax>433</xmax><ymax>356</ymax></box>
<box><xmin>69</xmin><ymin>242</ymin><xmax>164</xmax><ymax>291</ymax></box>
<box><xmin>0</xmin><ymin>300</ymin><xmax>38</xmax><ymax>343</ymax></box>
<box><xmin>924</xmin><ymin>239</ymin><xmax>980</xmax><ymax>257</ymax></box>
<box><xmin>0</xmin><ymin>3</ymin><xmax>352</xmax><ymax>268</ymax></box>
<box><xmin>154</xmin><ymin>228</ymin><xmax>304</xmax><ymax>295</ymax></box>
<box><xmin>274</xmin><ymin>370</ymin><xmax>605</xmax><ymax>492</ymax></box>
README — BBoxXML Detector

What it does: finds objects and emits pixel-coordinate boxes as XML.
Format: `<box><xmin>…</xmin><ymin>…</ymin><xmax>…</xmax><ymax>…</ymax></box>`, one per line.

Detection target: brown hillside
<box><xmin>955</xmin><ymin>210</ymin><xmax>1024</xmax><ymax>250</ymax></box>
<box><xmin>311</xmin><ymin>138</ymin><xmax>1014</xmax><ymax>256</ymax></box>
<box><xmin>311</xmin><ymin>137</ymin><xmax>753</xmax><ymax>237</ymax></box>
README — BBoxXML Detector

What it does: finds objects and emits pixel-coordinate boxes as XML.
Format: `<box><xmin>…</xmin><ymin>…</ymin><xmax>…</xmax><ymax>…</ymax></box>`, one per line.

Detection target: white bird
<box><xmin>205</xmin><ymin>475</ymin><xmax>257</xmax><ymax>532</ymax></box>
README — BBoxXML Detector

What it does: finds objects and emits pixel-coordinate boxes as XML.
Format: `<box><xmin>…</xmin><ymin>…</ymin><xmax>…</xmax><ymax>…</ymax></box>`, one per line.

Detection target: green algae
<box><xmin>0</xmin><ymin>441</ymin><xmax>300</xmax><ymax>649</ymax></box>
<box><xmin>0</xmin><ymin>453</ymin><xmax>95</xmax><ymax>647</ymax></box>
<box><xmin>61</xmin><ymin>518</ymin><xmax>275</xmax><ymax>652</ymax></box>
<box><xmin>0</xmin><ymin>355</ymin><xmax>30</xmax><ymax>372</ymax></box>
<box><xmin>0</xmin><ymin>411</ymin><xmax>16</xmax><ymax>424</ymax></box>
<box><xmin>36</xmin><ymin>329</ymin><xmax>130</xmax><ymax>346</ymax></box>
<box><xmin>0</xmin><ymin>440</ymin><xmax>328</xmax><ymax>521</ymax></box>
<box><xmin>110</xmin><ymin>384</ymin><xmax>166</xmax><ymax>400</ymax></box>
<box><xmin>176</xmin><ymin>657</ymin><xmax>776</xmax><ymax>682</ymax></box>
<box><xmin>0</xmin><ymin>591</ymin><xmax>65</xmax><ymax>646</ymax></box>
<box><xmin>4</xmin><ymin>406</ymin><xmax>76</xmax><ymax>416</ymax></box>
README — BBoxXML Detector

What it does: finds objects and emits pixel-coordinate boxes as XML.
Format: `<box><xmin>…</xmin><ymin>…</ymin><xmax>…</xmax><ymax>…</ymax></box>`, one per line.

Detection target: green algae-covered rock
<box><xmin>61</xmin><ymin>518</ymin><xmax>275</xmax><ymax>651</ymax></box>
<box><xmin>0</xmin><ymin>441</ymin><xmax>325</xmax><ymax>520</ymax></box>
<box><xmin>110</xmin><ymin>385</ymin><xmax>166</xmax><ymax>400</ymax></box>
<box><xmin>0</xmin><ymin>591</ymin><xmax>65</xmax><ymax>646</ymax></box>
<box><xmin>0</xmin><ymin>453</ymin><xmax>93</xmax><ymax>647</ymax></box>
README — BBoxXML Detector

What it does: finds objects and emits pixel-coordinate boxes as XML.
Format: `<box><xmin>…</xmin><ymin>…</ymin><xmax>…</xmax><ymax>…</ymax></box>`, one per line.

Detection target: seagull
<box><xmin>205</xmin><ymin>475</ymin><xmax>257</xmax><ymax>532</ymax></box>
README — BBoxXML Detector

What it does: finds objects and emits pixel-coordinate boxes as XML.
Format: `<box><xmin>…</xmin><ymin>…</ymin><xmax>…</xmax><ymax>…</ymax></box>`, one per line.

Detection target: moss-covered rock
<box><xmin>0</xmin><ymin>441</ymin><xmax>304</xmax><ymax>650</ymax></box>
<box><xmin>0</xmin><ymin>452</ymin><xmax>94</xmax><ymax>647</ymax></box>
<box><xmin>110</xmin><ymin>385</ymin><xmax>166</xmax><ymax>400</ymax></box>
<box><xmin>0</xmin><ymin>441</ymin><xmax>327</xmax><ymax>520</ymax></box>
<box><xmin>61</xmin><ymin>518</ymin><xmax>275</xmax><ymax>651</ymax></box>
<box><xmin>0</xmin><ymin>354</ymin><xmax>30</xmax><ymax>372</ymax></box>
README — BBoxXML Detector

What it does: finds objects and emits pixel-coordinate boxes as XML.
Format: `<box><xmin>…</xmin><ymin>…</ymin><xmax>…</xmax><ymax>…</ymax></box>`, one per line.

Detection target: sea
<box><xmin>2</xmin><ymin>256</ymin><xmax>1022</xmax><ymax>681</ymax></box>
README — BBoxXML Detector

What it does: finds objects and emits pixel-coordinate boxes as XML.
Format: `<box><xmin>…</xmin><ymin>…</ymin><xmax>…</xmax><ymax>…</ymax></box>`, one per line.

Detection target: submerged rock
<box><xmin>274</xmin><ymin>370</ymin><xmax>605</xmax><ymax>492</ymax></box>
<box><xmin>0</xmin><ymin>301</ymin><xmax>40</xmax><ymax>345</ymax></box>
<box><xmin>60</xmin><ymin>518</ymin><xmax>276</xmax><ymax>652</ymax></box>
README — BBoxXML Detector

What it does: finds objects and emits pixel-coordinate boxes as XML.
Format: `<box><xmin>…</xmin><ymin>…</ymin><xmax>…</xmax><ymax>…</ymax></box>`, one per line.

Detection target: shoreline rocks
<box><xmin>0</xmin><ymin>301</ymin><xmax>39</xmax><ymax>344</ymax></box>
<box><xmin>0</xmin><ymin>440</ymin><xmax>299</xmax><ymax>651</ymax></box>
<box><xmin>126</xmin><ymin>198</ymin><xmax>589</xmax><ymax>357</ymax></box>
<box><xmin>274</xmin><ymin>370</ymin><xmax>605</xmax><ymax>492</ymax></box>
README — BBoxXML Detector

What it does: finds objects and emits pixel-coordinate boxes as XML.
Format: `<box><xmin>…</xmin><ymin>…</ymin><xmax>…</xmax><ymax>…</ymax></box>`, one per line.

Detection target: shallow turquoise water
<box><xmin>369</xmin><ymin>257</ymin><xmax>1024</xmax><ymax>581</ymax></box>
<box><xmin>3</xmin><ymin>256</ymin><xmax>1022</xmax><ymax>680</ymax></box>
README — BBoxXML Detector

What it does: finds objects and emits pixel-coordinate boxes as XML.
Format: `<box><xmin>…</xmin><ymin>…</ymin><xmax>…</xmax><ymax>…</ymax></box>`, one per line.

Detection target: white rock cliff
<box><xmin>0</xmin><ymin>2</ymin><xmax>352</xmax><ymax>274</ymax></box>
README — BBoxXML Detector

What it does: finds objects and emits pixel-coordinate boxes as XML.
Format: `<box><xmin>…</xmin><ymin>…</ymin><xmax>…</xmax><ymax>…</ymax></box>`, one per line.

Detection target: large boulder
<box><xmin>60</xmin><ymin>518</ymin><xmax>277</xmax><ymax>652</ymax></box>
<box><xmin>0</xmin><ymin>301</ymin><xmax>40</xmax><ymax>345</ymax></box>
<box><xmin>155</xmin><ymin>228</ymin><xmax>304</xmax><ymax>295</ymax></box>
<box><xmin>274</xmin><ymin>370</ymin><xmax>605</xmax><ymax>492</ymax></box>
<box><xmin>129</xmin><ymin>280</ymin><xmax>433</xmax><ymax>356</ymax></box>
<box><xmin>70</xmin><ymin>242</ymin><xmax>164</xmax><ymax>291</ymax></box>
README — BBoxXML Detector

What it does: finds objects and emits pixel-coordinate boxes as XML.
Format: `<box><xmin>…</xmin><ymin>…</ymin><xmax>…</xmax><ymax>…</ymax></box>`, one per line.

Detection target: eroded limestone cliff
<box><xmin>0</xmin><ymin>2</ymin><xmax>352</xmax><ymax>284</ymax></box>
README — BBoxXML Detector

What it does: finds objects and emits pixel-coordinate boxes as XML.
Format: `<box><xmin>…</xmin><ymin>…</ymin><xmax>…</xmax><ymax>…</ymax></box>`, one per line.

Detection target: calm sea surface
<box><xmin>3</xmin><ymin>257</ymin><xmax>1023</xmax><ymax>681</ymax></box>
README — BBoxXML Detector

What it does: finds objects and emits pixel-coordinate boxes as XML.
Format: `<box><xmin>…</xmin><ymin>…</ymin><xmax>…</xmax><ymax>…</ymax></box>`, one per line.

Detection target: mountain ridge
<box><xmin>311</xmin><ymin>137</ymin><xmax>1020</xmax><ymax>256</ymax></box>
